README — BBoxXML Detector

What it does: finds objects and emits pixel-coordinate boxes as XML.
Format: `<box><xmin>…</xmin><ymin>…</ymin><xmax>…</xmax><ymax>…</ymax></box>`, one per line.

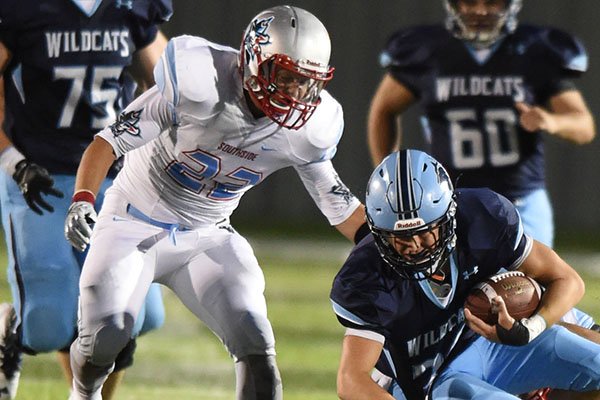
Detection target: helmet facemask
<box><xmin>444</xmin><ymin>0</ymin><xmax>522</xmax><ymax>49</ymax></box>
<box><xmin>365</xmin><ymin>149</ymin><xmax>457</xmax><ymax>281</ymax></box>
<box><xmin>369</xmin><ymin>202</ymin><xmax>456</xmax><ymax>281</ymax></box>
<box><xmin>245</xmin><ymin>54</ymin><xmax>333</xmax><ymax>129</ymax></box>
<box><xmin>240</xmin><ymin>6</ymin><xmax>334</xmax><ymax>130</ymax></box>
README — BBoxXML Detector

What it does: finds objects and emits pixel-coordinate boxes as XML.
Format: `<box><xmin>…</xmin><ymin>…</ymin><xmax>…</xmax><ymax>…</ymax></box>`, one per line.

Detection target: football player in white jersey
<box><xmin>64</xmin><ymin>5</ymin><xmax>367</xmax><ymax>400</ymax></box>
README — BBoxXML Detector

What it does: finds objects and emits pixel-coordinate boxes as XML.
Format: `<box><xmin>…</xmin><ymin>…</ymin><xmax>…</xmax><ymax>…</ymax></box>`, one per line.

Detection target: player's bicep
<box><xmin>97</xmin><ymin>86</ymin><xmax>173</xmax><ymax>157</ymax></box>
<box><xmin>131</xmin><ymin>30</ymin><xmax>169</xmax><ymax>91</ymax></box>
<box><xmin>517</xmin><ymin>240</ymin><xmax>578</xmax><ymax>285</ymax></box>
<box><xmin>370</xmin><ymin>73</ymin><xmax>416</xmax><ymax>116</ymax></box>
<box><xmin>340</xmin><ymin>333</ymin><xmax>384</xmax><ymax>375</ymax></box>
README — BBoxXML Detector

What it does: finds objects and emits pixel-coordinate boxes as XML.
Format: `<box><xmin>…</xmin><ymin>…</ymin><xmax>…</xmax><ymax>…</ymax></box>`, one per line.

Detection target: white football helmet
<box><xmin>444</xmin><ymin>0</ymin><xmax>522</xmax><ymax>48</ymax></box>
<box><xmin>239</xmin><ymin>5</ymin><xmax>334</xmax><ymax>130</ymax></box>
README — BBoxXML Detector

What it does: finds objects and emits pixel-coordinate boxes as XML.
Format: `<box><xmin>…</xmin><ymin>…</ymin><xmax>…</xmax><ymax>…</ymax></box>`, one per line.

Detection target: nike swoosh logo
<box><xmin>261</xmin><ymin>145</ymin><xmax>276</xmax><ymax>151</ymax></box>
<box><xmin>112</xmin><ymin>216</ymin><xmax>128</xmax><ymax>222</ymax></box>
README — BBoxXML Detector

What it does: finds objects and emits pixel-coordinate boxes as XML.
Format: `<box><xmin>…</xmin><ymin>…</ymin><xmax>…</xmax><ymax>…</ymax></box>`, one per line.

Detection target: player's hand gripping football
<box><xmin>12</xmin><ymin>160</ymin><xmax>64</xmax><ymax>214</ymax></box>
<box><xmin>65</xmin><ymin>201</ymin><xmax>97</xmax><ymax>252</ymax></box>
<box><xmin>465</xmin><ymin>296</ymin><xmax>546</xmax><ymax>346</ymax></box>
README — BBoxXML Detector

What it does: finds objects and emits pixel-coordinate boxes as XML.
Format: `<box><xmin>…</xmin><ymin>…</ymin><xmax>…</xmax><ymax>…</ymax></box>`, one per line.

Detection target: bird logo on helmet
<box><xmin>239</xmin><ymin>6</ymin><xmax>334</xmax><ymax>130</ymax></box>
<box><xmin>366</xmin><ymin>149</ymin><xmax>457</xmax><ymax>280</ymax></box>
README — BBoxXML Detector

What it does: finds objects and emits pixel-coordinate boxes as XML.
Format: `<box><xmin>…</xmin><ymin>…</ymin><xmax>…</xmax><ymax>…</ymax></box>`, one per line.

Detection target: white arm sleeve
<box><xmin>295</xmin><ymin>160</ymin><xmax>361</xmax><ymax>226</ymax></box>
<box><xmin>97</xmin><ymin>85</ymin><xmax>174</xmax><ymax>158</ymax></box>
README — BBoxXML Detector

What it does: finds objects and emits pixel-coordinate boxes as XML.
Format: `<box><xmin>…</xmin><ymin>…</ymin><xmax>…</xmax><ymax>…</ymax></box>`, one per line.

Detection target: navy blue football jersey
<box><xmin>330</xmin><ymin>188</ymin><xmax>532</xmax><ymax>400</ymax></box>
<box><xmin>0</xmin><ymin>0</ymin><xmax>172</xmax><ymax>174</ymax></box>
<box><xmin>380</xmin><ymin>25</ymin><xmax>587</xmax><ymax>199</ymax></box>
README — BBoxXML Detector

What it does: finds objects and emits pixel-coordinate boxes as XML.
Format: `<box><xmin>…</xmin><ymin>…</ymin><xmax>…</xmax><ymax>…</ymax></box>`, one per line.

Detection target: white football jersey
<box><xmin>98</xmin><ymin>35</ymin><xmax>360</xmax><ymax>227</ymax></box>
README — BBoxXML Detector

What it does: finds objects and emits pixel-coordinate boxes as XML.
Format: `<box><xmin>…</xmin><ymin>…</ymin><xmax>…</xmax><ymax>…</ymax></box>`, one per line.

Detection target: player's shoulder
<box><xmin>333</xmin><ymin>237</ymin><xmax>387</xmax><ymax>291</ymax></box>
<box><xmin>455</xmin><ymin>188</ymin><xmax>521</xmax><ymax>244</ymax></box>
<box><xmin>379</xmin><ymin>24</ymin><xmax>450</xmax><ymax>68</ymax></box>
<box><xmin>511</xmin><ymin>24</ymin><xmax>587</xmax><ymax>73</ymax></box>
<box><xmin>455</xmin><ymin>188</ymin><xmax>516</xmax><ymax>221</ymax></box>
<box><xmin>0</xmin><ymin>0</ymin><xmax>33</xmax><ymax>28</ymax></box>
<box><xmin>129</xmin><ymin>0</ymin><xmax>173</xmax><ymax>24</ymax></box>
<box><xmin>288</xmin><ymin>89</ymin><xmax>344</xmax><ymax>163</ymax></box>
<box><xmin>331</xmin><ymin>237</ymin><xmax>394</xmax><ymax>322</ymax></box>
<box><xmin>155</xmin><ymin>35</ymin><xmax>239</xmax><ymax>106</ymax></box>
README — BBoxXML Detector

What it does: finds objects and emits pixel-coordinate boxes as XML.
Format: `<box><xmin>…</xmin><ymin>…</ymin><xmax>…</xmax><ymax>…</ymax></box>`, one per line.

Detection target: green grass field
<box><xmin>3</xmin><ymin>236</ymin><xmax>600</xmax><ymax>399</ymax></box>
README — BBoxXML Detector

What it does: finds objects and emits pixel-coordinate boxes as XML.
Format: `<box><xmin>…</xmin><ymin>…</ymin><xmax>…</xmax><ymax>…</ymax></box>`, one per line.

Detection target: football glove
<box><xmin>12</xmin><ymin>160</ymin><xmax>64</xmax><ymax>215</ymax></box>
<box><xmin>64</xmin><ymin>201</ymin><xmax>97</xmax><ymax>252</ymax></box>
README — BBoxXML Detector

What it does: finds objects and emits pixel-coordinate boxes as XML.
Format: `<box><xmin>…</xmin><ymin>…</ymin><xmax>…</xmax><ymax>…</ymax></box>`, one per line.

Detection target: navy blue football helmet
<box><xmin>444</xmin><ymin>0</ymin><xmax>522</xmax><ymax>48</ymax></box>
<box><xmin>366</xmin><ymin>149</ymin><xmax>457</xmax><ymax>280</ymax></box>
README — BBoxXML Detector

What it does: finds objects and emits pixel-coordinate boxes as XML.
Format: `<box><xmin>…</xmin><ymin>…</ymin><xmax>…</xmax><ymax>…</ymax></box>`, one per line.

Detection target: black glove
<box><xmin>12</xmin><ymin>160</ymin><xmax>64</xmax><ymax>215</ymax></box>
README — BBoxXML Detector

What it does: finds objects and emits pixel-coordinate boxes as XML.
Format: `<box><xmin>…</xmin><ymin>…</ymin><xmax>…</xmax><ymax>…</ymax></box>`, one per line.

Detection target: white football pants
<box><xmin>69</xmin><ymin>192</ymin><xmax>275</xmax><ymax>399</ymax></box>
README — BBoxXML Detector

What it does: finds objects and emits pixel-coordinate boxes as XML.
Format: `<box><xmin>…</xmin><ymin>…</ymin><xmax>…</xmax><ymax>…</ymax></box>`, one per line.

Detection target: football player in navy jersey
<box><xmin>0</xmin><ymin>0</ymin><xmax>172</xmax><ymax>398</ymax></box>
<box><xmin>331</xmin><ymin>149</ymin><xmax>600</xmax><ymax>400</ymax></box>
<box><xmin>367</xmin><ymin>0</ymin><xmax>595</xmax><ymax>249</ymax></box>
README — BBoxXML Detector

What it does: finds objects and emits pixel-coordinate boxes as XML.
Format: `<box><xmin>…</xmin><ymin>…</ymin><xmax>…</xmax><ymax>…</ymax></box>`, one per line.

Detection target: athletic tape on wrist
<box><xmin>521</xmin><ymin>313</ymin><xmax>547</xmax><ymax>342</ymax></box>
<box><xmin>0</xmin><ymin>146</ymin><xmax>26</xmax><ymax>176</ymax></box>
<box><xmin>72</xmin><ymin>189</ymin><xmax>96</xmax><ymax>204</ymax></box>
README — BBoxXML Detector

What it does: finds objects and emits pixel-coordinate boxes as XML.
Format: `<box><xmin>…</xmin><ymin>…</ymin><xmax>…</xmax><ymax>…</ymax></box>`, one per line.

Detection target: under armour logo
<box><xmin>116</xmin><ymin>0</ymin><xmax>133</xmax><ymax>9</ymax></box>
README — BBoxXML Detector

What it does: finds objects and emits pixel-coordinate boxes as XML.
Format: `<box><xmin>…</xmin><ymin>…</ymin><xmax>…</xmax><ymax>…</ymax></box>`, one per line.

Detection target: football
<box><xmin>464</xmin><ymin>271</ymin><xmax>542</xmax><ymax>325</ymax></box>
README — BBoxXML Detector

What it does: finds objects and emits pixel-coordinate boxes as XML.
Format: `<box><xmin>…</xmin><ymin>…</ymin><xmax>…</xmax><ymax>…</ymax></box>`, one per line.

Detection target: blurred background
<box><xmin>161</xmin><ymin>0</ymin><xmax>600</xmax><ymax>245</ymax></box>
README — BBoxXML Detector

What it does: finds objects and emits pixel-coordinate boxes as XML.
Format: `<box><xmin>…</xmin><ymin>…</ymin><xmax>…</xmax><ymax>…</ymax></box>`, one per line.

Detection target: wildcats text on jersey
<box><xmin>45</xmin><ymin>30</ymin><xmax>130</xmax><ymax>59</ymax></box>
<box><xmin>435</xmin><ymin>75</ymin><xmax>525</xmax><ymax>102</ymax></box>
<box><xmin>406</xmin><ymin>308</ymin><xmax>465</xmax><ymax>359</ymax></box>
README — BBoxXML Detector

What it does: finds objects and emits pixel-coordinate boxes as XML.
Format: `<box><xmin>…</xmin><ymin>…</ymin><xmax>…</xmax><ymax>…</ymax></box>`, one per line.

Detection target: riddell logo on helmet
<box><xmin>394</xmin><ymin>218</ymin><xmax>425</xmax><ymax>230</ymax></box>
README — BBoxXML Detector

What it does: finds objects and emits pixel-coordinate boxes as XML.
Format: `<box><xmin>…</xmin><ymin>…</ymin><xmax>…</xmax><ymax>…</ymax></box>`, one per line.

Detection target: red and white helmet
<box><xmin>239</xmin><ymin>6</ymin><xmax>334</xmax><ymax>130</ymax></box>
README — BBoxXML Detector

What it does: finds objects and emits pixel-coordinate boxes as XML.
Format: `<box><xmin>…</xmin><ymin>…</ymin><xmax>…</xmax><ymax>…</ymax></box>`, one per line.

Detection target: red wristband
<box><xmin>72</xmin><ymin>189</ymin><xmax>96</xmax><ymax>204</ymax></box>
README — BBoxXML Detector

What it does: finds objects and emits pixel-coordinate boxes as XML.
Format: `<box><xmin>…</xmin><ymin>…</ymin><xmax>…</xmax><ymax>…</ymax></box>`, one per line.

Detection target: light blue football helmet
<box><xmin>366</xmin><ymin>149</ymin><xmax>457</xmax><ymax>280</ymax></box>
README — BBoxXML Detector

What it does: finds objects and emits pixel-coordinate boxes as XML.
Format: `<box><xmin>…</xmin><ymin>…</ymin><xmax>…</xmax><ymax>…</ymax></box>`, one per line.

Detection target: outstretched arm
<box><xmin>367</xmin><ymin>73</ymin><xmax>416</xmax><ymax>166</ymax></box>
<box><xmin>516</xmin><ymin>89</ymin><xmax>595</xmax><ymax>145</ymax></box>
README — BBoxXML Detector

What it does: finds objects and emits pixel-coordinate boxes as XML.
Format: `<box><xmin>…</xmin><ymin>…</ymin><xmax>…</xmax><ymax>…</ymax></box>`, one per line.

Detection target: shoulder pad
<box><xmin>0</xmin><ymin>0</ymin><xmax>26</xmax><ymax>46</ymax></box>
<box><xmin>291</xmin><ymin>90</ymin><xmax>344</xmax><ymax>163</ymax></box>
<box><xmin>154</xmin><ymin>35</ymin><xmax>238</xmax><ymax>108</ymax></box>
<box><xmin>514</xmin><ymin>25</ymin><xmax>587</xmax><ymax>73</ymax></box>
<box><xmin>379</xmin><ymin>25</ymin><xmax>448</xmax><ymax>69</ymax></box>
<box><xmin>130</xmin><ymin>0</ymin><xmax>173</xmax><ymax>24</ymax></box>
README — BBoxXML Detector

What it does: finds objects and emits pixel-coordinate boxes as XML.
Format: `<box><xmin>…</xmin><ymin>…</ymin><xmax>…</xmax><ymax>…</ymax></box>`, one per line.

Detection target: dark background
<box><xmin>161</xmin><ymin>1</ymin><xmax>600</xmax><ymax>243</ymax></box>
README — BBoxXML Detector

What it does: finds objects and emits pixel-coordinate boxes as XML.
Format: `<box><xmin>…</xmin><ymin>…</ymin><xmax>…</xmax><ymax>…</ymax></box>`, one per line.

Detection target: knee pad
<box><xmin>234</xmin><ymin>355</ymin><xmax>282</xmax><ymax>400</ymax></box>
<box><xmin>79</xmin><ymin>313</ymin><xmax>134</xmax><ymax>366</ymax></box>
<box><xmin>113</xmin><ymin>338</ymin><xmax>137</xmax><ymax>372</ymax></box>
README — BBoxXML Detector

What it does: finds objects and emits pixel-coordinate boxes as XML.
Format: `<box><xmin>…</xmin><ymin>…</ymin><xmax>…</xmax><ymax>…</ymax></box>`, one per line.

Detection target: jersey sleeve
<box><xmin>129</xmin><ymin>0</ymin><xmax>173</xmax><ymax>50</ymax></box>
<box><xmin>0</xmin><ymin>0</ymin><xmax>23</xmax><ymax>49</ymax></box>
<box><xmin>455</xmin><ymin>188</ymin><xmax>533</xmax><ymax>273</ymax></box>
<box><xmin>294</xmin><ymin>160</ymin><xmax>361</xmax><ymax>226</ymax></box>
<box><xmin>330</xmin><ymin>244</ymin><xmax>391</xmax><ymax>336</ymax></box>
<box><xmin>97</xmin><ymin>85</ymin><xmax>174</xmax><ymax>157</ymax></box>
<box><xmin>517</xmin><ymin>25</ymin><xmax>588</xmax><ymax>102</ymax></box>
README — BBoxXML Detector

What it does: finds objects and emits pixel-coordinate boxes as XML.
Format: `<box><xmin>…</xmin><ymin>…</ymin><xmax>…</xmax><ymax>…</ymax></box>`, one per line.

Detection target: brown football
<box><xmin>464</xmin><ymin>271</ymin><xmax>542</xmax><ymax>325</ymax></box>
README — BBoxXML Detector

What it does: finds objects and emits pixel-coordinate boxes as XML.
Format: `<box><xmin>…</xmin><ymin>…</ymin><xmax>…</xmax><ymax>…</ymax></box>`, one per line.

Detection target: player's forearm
<box><xmin>536</xmin><ymin>270</ymin><xmax>585</xmax><ymax>327</ymax></box>
<box><xmin>548</xmin><ymin>111</ymin><xmax>595</xmax><ymax>144</ymax></box>
<box><xmin>337</xmin><ymin>372</ymin><xmax>395</xmax><ymax>400</ymax></box>
<box><xmin>335</xmin><ymin>204</ymin><xmax>366</xmax><ymax>243</ymax></box>
<box><xmin>74</xmin><ymin>136</ymin><xmax>116</xmax><ymax>197</ymax></box>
